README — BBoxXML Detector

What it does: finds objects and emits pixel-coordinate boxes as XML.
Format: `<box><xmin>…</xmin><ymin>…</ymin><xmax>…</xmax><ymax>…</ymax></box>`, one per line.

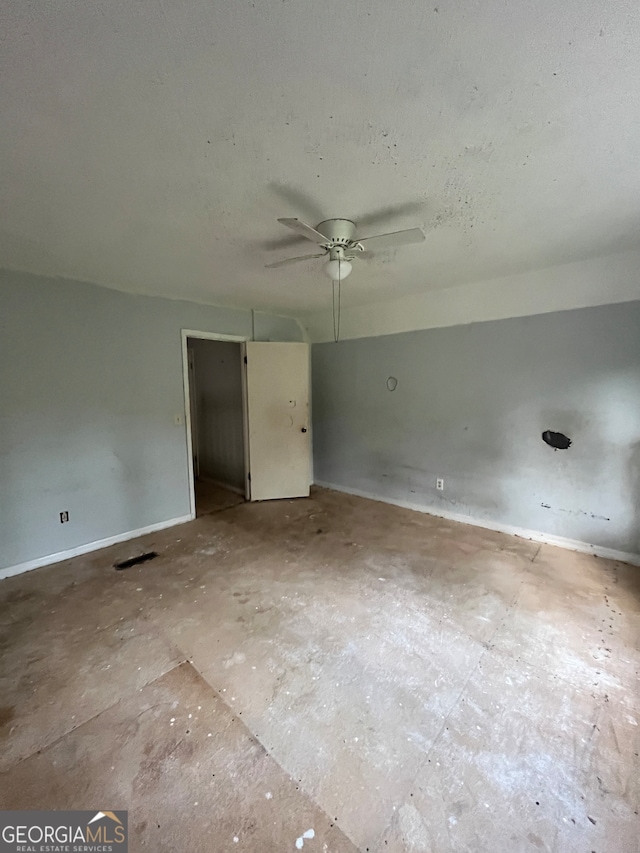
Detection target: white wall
<box><xmin>0</xmin><ymin>270</ymin><xmax>302</xmax><ymax>575</ymax></box>
<box><xmin>190</xmin><ymin>339</ymin><xmax>244</xmax><ymax>492</ymax></box>
<box><xmin>312</xmin><ymin>301</ymin><xmax>640</xmax><ymax>561</ymax></box>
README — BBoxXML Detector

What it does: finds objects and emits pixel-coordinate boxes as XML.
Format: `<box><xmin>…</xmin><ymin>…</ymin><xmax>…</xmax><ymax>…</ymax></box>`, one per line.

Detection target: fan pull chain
<box><xmin>332</xmin><ymin>259</ymin><xmax>342</xmax><ymax>342</ymax></box>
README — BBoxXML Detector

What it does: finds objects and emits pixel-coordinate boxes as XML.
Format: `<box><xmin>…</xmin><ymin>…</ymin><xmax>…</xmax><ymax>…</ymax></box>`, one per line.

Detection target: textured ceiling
<box><xmin>1</xmin><ymin>0</ymin><xmax>639</xmax><ymax>313</ymax></box>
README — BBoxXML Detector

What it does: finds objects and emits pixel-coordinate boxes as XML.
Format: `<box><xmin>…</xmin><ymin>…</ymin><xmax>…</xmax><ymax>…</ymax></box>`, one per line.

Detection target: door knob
<box><xmin>301</xmin><ymin>427</ymin><xmax>307</xmax><ymax>433</ymax></box>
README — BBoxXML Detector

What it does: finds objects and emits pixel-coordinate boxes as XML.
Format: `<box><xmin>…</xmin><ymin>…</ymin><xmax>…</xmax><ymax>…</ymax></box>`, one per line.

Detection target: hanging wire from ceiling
<box><xmin>332</xmin><ymin>258</ymin><xmax>342</xmax><ymax>342</ymax></box>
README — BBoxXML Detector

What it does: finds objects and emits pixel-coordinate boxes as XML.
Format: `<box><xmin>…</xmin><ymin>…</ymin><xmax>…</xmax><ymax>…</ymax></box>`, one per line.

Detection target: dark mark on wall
<box><xmin>115</xmin><ymin>551</ymin><xmax>158</xmax><ymax>570</ymax></box>
<box><xmin>542</xmin><ymin>430</ymin><xmax>572</xmax><ymax>450</ymax></box>
<box><xmin>540</xmin><ymin>503</ymin><xmax>610</xmax><ymax>521</ymax></box>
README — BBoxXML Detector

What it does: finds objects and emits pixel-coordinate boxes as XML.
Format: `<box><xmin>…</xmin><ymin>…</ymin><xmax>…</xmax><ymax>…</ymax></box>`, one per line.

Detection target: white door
<box><xmin>244</xmin><ymin>342</ymin><xmax>310</xmax><ymax>501</ymax></box>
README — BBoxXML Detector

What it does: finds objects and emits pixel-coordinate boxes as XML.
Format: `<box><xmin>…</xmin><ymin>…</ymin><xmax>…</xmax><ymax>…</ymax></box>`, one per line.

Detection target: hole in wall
<box><xmin>114</xmin><ymin>551</ymin><xmax>158</xmax><ymax>570</ymax></box>
<box><xmin>386</xmin><ymin>376</ymin><xmax>398</xmax><ymax>392</ymax></box>
<box><xmin>542</xmin><ymin>430</ymin><xmax>572</xmax><ymax>450</ymax></box>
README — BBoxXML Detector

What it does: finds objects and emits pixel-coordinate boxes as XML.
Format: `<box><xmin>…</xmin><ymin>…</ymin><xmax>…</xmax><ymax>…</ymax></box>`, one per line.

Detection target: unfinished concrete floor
<box><xmin>1</xmin><ymin>487</ymin><xmax>638</xmax><ymax>852</ymax></box>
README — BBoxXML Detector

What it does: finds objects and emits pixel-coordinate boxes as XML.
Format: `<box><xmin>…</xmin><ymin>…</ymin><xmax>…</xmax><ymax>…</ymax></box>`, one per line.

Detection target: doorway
<box><xmin>182</xmin><ymin>331</ymin><xmax>311</xmax><ymax>516</ymax></box>
<box><xmin>185</xmin><ymin>334</ymin><xmax>247</xmax><ymax>517</ymax></box>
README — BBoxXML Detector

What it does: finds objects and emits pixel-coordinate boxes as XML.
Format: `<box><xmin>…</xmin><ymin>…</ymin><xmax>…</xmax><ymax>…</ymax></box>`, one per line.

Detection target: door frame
<box><xmin>181</xmin><ymin>329</ymin><xmax>250</xmax><ymax>520</ymax></box>
<box><xmin>186</xmin><ymin>346</ymin><xmax>199</xmax><ymax>480</ymax></box>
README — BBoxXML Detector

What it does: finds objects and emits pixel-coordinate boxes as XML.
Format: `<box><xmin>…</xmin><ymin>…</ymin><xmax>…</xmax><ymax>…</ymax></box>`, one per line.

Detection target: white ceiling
<box><xmin>2</xmin><ymin>0</ymin><xmax>639</xmax><ymax>314</ymax></box>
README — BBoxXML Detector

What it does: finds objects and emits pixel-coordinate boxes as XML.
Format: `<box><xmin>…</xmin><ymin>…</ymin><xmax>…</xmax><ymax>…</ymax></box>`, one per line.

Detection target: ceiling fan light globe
<box><xmin>323</xmin><ymin>259</ymin><xmax>353</xmax><ymax>281</ymax></box>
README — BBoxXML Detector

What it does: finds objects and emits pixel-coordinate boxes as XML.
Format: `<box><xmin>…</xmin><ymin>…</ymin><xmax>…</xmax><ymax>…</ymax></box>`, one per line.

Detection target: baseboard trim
<box><xmin>314</xmin><ymin>481</ymin><xmax>640</xmax><ymax>567</ymax></box>
<box><xmin>0</xmin><ymin>513</ymin><xmax>194</xmax><ymax>581</ymax></box>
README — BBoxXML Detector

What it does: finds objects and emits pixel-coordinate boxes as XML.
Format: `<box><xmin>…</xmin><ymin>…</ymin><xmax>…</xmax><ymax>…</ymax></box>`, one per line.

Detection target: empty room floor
<box><xmin>195</xmin><ymin>479</ymin><xmax>244</xmax><ymax>516</ymax></box>
<box><xmin>0</xmin><ymin>488</ymin><xmax>638</xmax><ymax>852</ymax></box>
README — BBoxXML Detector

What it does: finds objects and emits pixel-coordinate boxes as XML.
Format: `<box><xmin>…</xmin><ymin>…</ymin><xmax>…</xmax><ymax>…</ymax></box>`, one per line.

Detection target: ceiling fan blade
<box><xmin>269</xmin><ymin>183</ymin><xmax>325</xmax><ymax>223</ymax></box>
<box><xmin>278</xmin><ymin>218</ymin><xmax>328</xmax><ymax>245</ymax></box>
<box><xmin>358</xmin><ymin>227</ymin><xmax>426</xmax><ymax>250</ymax></box>
<box><xmin>265</xmin><ymin>252</ymin><xmax>326</xmax><ymax>269</ymax></box>
<box><xmin>258</xmin><ymin>233</ymin><xmax>308</xmax><ymax>251</ymax></box>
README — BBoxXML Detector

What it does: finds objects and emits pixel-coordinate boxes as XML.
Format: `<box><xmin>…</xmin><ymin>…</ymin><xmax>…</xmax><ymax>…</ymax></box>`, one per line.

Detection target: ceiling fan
<box><xmin>265</xmin><ymin>217</ymin><xmax>425</xmax><ymax>281</ymax></box>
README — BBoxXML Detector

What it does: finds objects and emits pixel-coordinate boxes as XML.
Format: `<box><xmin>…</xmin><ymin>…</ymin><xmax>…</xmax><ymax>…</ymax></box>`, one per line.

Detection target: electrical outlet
<box><xmin>436</xmin><ymin>478</ymin><xmax>444</xmax><ymax>491</ymax></box>
<box><xmin>60</xmin><ymin>511</ymin><xmax>69</xmax><ymax>523</ymax></box>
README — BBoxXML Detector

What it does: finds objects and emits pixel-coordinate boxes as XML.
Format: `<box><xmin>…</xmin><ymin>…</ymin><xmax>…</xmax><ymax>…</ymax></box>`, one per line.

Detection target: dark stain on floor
<box><xmin>0</xmin><ymin>706</ymin><xmax>15</xmax><ymax>731</ymax></box>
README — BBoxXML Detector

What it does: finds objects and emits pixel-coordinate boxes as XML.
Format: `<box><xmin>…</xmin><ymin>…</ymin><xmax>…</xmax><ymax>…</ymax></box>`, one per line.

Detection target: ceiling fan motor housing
<box><xmin>316</xmin><ymin>219</ymin><xmax>357</xmax><ymax>246</ymax></box>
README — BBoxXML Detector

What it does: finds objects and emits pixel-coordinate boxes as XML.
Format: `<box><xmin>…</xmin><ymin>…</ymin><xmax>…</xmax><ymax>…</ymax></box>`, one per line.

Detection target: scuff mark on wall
<box><xmin>540</xmin><ymin>504</ymin><xmax>610</xmax><ymax>521</ymax></box>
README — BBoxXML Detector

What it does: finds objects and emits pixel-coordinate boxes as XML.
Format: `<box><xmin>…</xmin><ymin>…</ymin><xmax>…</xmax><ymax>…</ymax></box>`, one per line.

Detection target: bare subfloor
<box><xmin>1</xmin><ymin>488</ymin><xmax>638</xmax><ymax>852</ymax></box>
<box><xmin>195</xmin><ymin>479</ymin><xmax>244</xmax><ymax>516</ymax></box>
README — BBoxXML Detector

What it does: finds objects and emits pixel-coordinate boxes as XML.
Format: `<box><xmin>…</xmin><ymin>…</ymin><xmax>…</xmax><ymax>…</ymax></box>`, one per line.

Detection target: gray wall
<box><xmin>312</xmin><ymin>301</ymin><xmax>640</xmax><ymax>556</ymax></box>
<box><xmin>190</xmin><ymin>339</ymin><xmax>244</xmax><ymax>491</ymax></box>
<box><xmin>0</xmin><ymin>269</ymin><xmax>302</xmax><ymax>571</ymax></box>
